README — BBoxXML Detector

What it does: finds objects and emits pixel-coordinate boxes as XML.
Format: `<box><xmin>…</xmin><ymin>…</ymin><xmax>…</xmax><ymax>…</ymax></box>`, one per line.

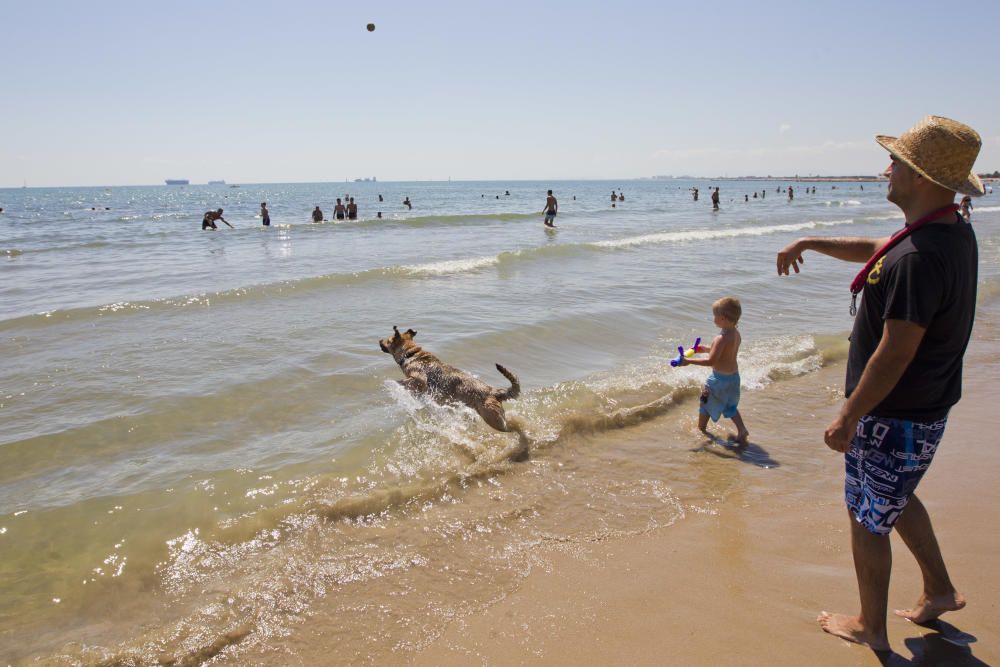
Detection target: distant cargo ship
<box><xmin>207</xmin><ymin>180</ymin><xmax>226</xmax><ymax>185</ymax></box>
<box><xmin>165</xmin><ymin>179</ymin><xmax>189</xmax><ymax>185</ymax></box>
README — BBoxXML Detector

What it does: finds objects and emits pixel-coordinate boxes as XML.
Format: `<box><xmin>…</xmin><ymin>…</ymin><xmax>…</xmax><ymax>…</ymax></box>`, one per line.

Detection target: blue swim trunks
<box><xmin>845</xmin><ymin>415</ymin><xmax>947</xmax><ymax>535</ymax></box>
<box><xmin>699</xmin><ymin>371</ymin><xmax>740</xmax><ymax>422</ymax></box>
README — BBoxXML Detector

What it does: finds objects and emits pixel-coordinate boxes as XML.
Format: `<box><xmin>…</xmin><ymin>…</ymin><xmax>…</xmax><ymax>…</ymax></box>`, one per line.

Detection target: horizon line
<box><xmin>0</xmin><ymin>175</ymin><xmax>911</xmax><ymax>190</ymax></box>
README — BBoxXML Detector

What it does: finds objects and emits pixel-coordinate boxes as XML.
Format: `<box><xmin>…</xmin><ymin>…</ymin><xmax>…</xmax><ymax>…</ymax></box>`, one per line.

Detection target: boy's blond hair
<box><xmin>713</xmin><ymin>296</ymin><xmax>742</xmax><ymax>324</ymax></box>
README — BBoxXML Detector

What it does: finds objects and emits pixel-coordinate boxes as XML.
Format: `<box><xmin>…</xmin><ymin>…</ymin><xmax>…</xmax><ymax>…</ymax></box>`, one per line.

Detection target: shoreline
<box><xmin>410</xmin><ymin>338</ymin><xmax>1000</xmax><ymax>666</ymax></box>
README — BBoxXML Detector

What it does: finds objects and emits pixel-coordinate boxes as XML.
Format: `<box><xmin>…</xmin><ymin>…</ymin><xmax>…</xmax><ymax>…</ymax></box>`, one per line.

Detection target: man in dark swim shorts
<box><xmin>202</xmin><ymin>208</ymin><xmax>232</xmax><ymax>230</ymax></box>
<box><xmin>776</xmin><ymin>116</ymin><xmax>983</xmax><ymax>651</ymax></box>
<box><xmin>543</xmin><ymin>189</ymin><xmax>557</xmax><ymax>227</ymax></box>
<box><xmin>334</xmin><ymin>198</ymin><xmax>346</xmax><ymax>220</ymax></box>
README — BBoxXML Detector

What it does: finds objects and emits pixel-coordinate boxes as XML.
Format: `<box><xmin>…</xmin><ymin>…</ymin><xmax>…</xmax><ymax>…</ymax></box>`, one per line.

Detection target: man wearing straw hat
<box><xmin>776</xmin><ymin>115</ymin><xmax>983</xmax><ymax>651</ymax></box>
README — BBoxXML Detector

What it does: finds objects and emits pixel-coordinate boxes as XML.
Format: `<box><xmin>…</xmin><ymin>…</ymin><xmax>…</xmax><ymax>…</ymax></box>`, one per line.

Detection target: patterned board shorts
<box><xmin>845</xmin><ymin>415</ymin><xmax>947</xmax><ymax>535</ymax></box>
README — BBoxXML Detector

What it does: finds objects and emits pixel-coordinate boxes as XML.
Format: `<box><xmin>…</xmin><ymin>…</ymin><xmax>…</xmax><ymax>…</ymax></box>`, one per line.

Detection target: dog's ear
<box><xmin>405</xmin><ymin>328</ymin><xmax>417</xmax><ymax>337</ymax></box>
<box><xmin>393</xmin><ymin>325</ymin><xmax>400</xmax><ymax>337</ymax></box>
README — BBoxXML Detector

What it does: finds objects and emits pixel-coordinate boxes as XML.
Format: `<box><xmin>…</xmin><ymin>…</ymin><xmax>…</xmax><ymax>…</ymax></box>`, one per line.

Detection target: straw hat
<box><xmin>876</xmin><ymin>115</ymin><xmax>984</xmax><ymax>197</ymax></box>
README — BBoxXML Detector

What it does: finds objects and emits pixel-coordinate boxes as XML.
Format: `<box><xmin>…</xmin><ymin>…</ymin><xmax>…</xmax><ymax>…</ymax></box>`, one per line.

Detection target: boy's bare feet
<box><xmin>817</xmin><ymin>611</ymin><xmax>890</xmax><ymax>651</ymax></box>
<box><xmin>894</xmin><ymin>592</ymin><xmax>966</xmax><ymax>624</ymax></box>
<box><xmin>727</xmin><ymin>431</ymin><xmax>749</xmax><ymax>445</ymax></box>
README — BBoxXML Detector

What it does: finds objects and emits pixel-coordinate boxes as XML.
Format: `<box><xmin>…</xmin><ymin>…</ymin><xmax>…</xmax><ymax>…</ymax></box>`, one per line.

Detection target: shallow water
<box><xmin>1</xmin><ymin>179</ymin><xmax>997</xmax><ymax>663</ymax></box>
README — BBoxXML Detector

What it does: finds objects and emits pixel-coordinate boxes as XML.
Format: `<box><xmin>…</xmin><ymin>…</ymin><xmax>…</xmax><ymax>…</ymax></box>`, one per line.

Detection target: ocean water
<box><xmin>1</xmin><ymin>179</ymin><xmax>998</xmax><ymax>663</ymax></box>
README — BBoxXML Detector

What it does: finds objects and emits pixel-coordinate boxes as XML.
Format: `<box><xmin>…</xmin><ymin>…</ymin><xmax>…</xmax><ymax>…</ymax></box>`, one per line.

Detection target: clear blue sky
<box><xmin>3</xmin><ymin>0</ymin><xmax>998</xmax><ymax>186</ymax></box>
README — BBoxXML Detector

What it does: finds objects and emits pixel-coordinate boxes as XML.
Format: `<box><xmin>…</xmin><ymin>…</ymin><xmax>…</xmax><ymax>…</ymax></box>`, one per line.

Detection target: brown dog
<box><xmin>379</xmin><ymin>326</ymin><xmax>520</xmax><ymax>432</ymax></box>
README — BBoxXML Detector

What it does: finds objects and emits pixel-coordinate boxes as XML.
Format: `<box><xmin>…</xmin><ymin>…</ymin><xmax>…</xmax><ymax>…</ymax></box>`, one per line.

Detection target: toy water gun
<box><xmin>670</xmin><ymin>337</ymin><xmax>702</xmax><ymax>367</ymax></box>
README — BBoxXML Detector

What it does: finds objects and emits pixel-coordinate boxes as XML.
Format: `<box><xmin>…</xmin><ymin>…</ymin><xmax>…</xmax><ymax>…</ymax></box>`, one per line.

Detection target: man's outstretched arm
<box><xmin>777</xmin><ymin>236</ymin><xmax>891</xmax><ymax>275</ymax></box>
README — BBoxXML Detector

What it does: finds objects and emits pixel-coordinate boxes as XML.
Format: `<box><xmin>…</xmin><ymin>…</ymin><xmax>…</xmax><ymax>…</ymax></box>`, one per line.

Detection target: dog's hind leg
<box><xmin>477</xmin><ymin>398</ymin><xmax>508</xmax><ymax>432</ymax></box>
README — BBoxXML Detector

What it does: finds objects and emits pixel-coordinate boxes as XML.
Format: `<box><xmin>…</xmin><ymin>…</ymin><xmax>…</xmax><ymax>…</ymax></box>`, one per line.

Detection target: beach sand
<box><xmin>411</xmin><ymin>337</ymin><xmax>1000</xmax><ymax>666</ymax></box>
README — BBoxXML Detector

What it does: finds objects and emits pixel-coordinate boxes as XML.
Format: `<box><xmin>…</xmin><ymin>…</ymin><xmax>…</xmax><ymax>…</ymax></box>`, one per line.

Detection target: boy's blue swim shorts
<box><xmin>699</xmin><ymin>371</ymin><xmax>741</xmax><ymax>422</ymax></box>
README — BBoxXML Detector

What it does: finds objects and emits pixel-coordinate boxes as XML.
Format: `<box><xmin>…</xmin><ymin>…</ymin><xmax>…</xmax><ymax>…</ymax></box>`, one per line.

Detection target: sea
<box><xmin>2</xmin><ymin>179</ymin><xmax>999</xmax><ymax>664</ymax></box>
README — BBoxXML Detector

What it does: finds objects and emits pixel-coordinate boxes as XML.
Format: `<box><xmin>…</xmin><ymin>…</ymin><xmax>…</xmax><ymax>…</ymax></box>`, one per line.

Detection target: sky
<box><xmin>2</xmin><ymin>0</ymin><xmax>999</xmax><ymax>187</ymax></box>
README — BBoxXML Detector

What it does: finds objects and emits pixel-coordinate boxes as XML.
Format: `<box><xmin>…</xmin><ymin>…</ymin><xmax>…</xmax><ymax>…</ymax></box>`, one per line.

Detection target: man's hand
<box><xmin>824</xmin><ymin>414</ymin><xmax>856</xmax><ymax>453</ymax></box>
<box><xmin>777</xmin><ymin>239</ymin><xmax>807</xmax><ymax>275</ymax></box>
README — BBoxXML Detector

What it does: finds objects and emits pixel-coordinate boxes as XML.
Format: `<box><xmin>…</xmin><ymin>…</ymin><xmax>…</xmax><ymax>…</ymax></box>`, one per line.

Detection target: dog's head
<box><xmin>379</xmin><ymin>325</ymin><xmax>418</xmax><ymax>356</ymax></box>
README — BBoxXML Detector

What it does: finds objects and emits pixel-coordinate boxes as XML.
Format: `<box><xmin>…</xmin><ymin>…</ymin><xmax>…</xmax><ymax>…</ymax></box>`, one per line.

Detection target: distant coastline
<box><xmin>716</xmin><ymin>176</ymin><xmax>886</xmax><ymax>182</ymax></box>
<box><xmin>647</xmin><ymin>174</ymin><xmax>999</xmax><ymax>183</ymax></box>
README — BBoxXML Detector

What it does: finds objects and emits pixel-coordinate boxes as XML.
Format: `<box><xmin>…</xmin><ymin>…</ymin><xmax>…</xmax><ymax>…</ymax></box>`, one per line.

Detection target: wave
<box><xmin>589</xmin><ymin>218</ymin><xmax>857</xmax><ymax>249</ymax></box>
<box><xmin>72</xmin><ymin>332</ymin><xmax>833</xmax><ymax>555</ymax></box>
<box><xmin>824</xmin><ymin>200</ymin><xmax>862</xmax><ymax>206</ymax></box>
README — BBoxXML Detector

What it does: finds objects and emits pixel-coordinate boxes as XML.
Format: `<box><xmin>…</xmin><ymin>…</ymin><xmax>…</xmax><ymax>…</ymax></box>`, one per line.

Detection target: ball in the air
<box><xmin>367</xmin><ymin>23</ymin><xmax>375</xmax><ymax>32</ymax></box>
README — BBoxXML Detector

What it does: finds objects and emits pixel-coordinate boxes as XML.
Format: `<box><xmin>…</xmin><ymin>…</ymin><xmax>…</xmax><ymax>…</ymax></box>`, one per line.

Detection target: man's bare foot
<box><xmin>728</xmin><ymin>431</ymin><xmax>749</xmax><ymax>445</ymax></box>
<box><xmin>818</xmin><ymin>611</ymin><xmax>890</xmax><ymax>650</ymax></box>
<box><xmin>894</xmin><ymin>592</ymin><xmax>966</xmax><ymax>624</ymax></box>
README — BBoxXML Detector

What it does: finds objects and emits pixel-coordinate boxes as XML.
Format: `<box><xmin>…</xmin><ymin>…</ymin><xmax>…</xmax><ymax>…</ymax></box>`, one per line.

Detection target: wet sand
<box><xmin>413</xmin><ymin>340</ymin><xmax>1000</xmax><ymax>666</ymax></box>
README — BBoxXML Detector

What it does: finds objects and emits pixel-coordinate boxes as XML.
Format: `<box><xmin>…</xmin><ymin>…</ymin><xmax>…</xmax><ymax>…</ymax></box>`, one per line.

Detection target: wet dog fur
<box><xmin>379</xmin><ymin>326</ymin><xmax>520</xmax><ymax>432</ymax></box>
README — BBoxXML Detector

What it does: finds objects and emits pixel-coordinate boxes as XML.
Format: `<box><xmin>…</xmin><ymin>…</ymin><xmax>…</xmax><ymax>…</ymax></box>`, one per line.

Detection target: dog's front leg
<box><xmin>399</xmin><ymin>372</ymin><xmax>428</xmax><ymax>393</ymax></box>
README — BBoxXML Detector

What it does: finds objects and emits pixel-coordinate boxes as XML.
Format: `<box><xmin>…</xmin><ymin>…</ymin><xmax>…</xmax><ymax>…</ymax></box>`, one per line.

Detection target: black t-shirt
<box><xmin>846</xmin><ymin>215</ymin><xmax>978</xmax><ymax>421</ymax></box>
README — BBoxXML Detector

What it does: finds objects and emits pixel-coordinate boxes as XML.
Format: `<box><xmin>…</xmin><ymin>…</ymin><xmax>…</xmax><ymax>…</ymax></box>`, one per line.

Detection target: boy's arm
<box><xmin>682</xmin><ymin>335</ymin><xmax>726</xmax><ymax>367</ymax></box>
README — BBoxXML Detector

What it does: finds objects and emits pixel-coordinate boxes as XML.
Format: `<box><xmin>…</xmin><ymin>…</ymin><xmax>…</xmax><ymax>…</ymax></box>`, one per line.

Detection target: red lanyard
<box><xmin>849</xmin><ymin>203</ymin><xmax>960</xmax><ymax>315</ymax></box>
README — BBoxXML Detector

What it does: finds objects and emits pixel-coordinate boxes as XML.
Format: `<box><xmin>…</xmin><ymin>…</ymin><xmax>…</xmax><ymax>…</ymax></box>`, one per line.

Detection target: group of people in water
<box><xmin>201</xmin><ymin>194</ymin><xmax>414</xmax><ymax>229</ymax></box>
<box><xmin>198</xmin><ymin>182</ymin><xmax>986</xmax><ymax>231</ymax></box>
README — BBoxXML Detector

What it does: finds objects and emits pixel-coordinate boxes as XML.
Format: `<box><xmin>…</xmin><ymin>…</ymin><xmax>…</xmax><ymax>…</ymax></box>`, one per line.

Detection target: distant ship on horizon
<box><xmin>353</xmin><ymin>176</ymin><xmax>376</xmax><ymax>183</ymax></box>
<box><xmin>207</xmin><ymin>180</ymin><xmax>226</xmax><ymax>185</ymax></box>
<box><xmin>165</xmin><ymin>179</ymin><xmax>189</xmax><ymax>186</ymax></box>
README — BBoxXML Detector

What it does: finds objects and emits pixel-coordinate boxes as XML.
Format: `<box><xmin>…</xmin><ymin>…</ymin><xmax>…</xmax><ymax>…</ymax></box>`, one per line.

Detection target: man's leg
<box><xmin>892</xmin><ymin>494</ymin><xmax>966</xmax><ymax>623</ymax></box>
<box><xmin>818</xmin><ymin>510</ymin><xmax>892</xmax><ymax>651</ymax></box>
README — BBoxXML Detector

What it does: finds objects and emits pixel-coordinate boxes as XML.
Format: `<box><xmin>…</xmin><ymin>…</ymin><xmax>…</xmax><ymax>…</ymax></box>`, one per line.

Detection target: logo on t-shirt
<box><xmin>867</xmin><ymin>257</ymin><xmax>885</xmax><ymax>286</ymax></box>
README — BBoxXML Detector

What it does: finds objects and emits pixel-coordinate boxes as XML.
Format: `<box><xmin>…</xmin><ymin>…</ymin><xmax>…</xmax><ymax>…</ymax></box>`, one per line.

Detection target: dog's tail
<box><xmin>493</xmin><ymin>363</ymin><xmax>520</xmax><ymax>402</ymax></box>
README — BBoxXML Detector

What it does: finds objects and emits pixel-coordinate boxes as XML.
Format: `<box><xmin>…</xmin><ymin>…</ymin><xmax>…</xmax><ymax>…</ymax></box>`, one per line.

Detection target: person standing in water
<box><xmin>543</xmin><ymin>190</ymin><xmax>558</xmax><ymax>227</ymax></box>
<box><xmin>960</xmin><ymin>195</ymin><xmax>973</xmax><ymax>220</ymax></box>
<box><xmin>260</xmin><ymin>202</ymin><xmax>270</xmax><ymax>226</ymax></box>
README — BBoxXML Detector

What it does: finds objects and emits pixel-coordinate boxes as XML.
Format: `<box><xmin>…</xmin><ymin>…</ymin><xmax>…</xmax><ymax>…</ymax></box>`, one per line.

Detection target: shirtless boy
<box><xmin>679</xmin><ymin>296</ymin><xmax>750</xmax><ymax>444</ymax></box>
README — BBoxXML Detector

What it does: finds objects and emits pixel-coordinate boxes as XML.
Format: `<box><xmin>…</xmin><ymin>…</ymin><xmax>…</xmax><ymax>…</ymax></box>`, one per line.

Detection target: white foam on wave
<box><xmin>974</xmin><ymin>205</ymin><xmax>1000</xmax><ymax>213</ymax></box>
<box><xmin>395</xmin><ymin>255</ymin><xmax>499</xmax><ymax>276</ymax></box>
<box><xmin>590</xmin><ymin>219</ymin><xmax>856</xmax><ymax>249</ymax></box>
<box><xmin>824</xmin><ymin>200</ymin><xmax>862</xmax><ymax>206</ymax></box>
